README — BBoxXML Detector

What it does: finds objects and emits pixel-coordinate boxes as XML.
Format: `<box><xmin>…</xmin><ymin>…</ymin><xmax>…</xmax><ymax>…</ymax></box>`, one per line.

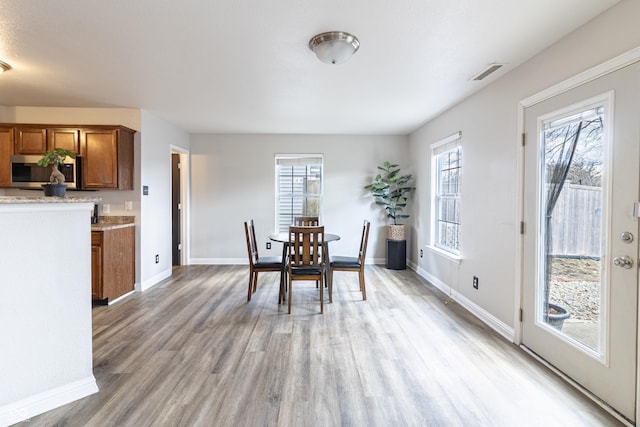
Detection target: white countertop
<box><xmin>0</xmin><ymin>196</ymin><xmax>103</xmax><ymax>204</ymax></box>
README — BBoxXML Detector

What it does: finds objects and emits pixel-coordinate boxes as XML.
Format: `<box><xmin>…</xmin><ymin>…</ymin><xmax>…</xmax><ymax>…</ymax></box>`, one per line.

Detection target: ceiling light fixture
<box><xmin>0</xmin><ymin>60</ymin><xmax>11</xmax><ymax>73</ymax></box>
<box><xmin>309</xmin><ymin>31</ymin><xmax>360</xmax><ymax>65</ymax></box>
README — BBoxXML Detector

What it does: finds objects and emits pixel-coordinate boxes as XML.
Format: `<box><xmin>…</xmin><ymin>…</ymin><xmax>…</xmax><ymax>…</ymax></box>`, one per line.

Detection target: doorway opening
<box><xmin>171</xmin><ymin>147</ymin><xmax>189</xmax><ymax>266</ymax></box>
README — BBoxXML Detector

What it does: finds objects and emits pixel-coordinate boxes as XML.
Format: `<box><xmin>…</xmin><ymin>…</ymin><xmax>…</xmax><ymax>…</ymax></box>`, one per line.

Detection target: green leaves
<box><xmin>365</xmin><ymin>161</ymin><xmax>415</xmax><ymax>225</ymax></box>
<box><xmin>37</xmin><ymin>148</ymin><xmax>76</xmax><ymax>167</ymax></box>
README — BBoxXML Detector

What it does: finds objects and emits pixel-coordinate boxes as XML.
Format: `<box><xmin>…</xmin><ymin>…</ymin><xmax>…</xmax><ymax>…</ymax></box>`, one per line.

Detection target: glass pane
<box><xmin>276</xmin><ymin>163</ymin><xmax>322</xmax><ymax>232</ymax></box>
<box><xmin>539</xmin><ymin>105</ymin><xmax>605</xmax><ymax>353</ymax></box>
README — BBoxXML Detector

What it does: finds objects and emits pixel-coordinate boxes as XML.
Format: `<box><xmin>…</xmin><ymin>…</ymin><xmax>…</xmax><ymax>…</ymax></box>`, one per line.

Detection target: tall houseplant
<box><xmin>38</xmin><ymin>148</ymin><xmax>76</xmax><ymax>196</ymax></box>
<box><xmin>365</xmin><ymin>161</ymin><xmax>415</xmax><ymax>240</ymax></box>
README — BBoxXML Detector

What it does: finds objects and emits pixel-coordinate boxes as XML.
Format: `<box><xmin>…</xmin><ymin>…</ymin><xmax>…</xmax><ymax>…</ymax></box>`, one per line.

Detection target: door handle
<box><xmin>613</xmin><ymin>256</ymin><xmax>634</xmax><ymax>269</ymax></box>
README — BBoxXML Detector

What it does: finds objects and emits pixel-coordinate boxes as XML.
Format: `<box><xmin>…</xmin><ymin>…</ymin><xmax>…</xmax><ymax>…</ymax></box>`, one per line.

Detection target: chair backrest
<box><xmin>359</xmin><ymin>220</ymin><xmax>371</xmax><ymax>263</ymax></box>
<box><xmin>288</xmin><ymin>225</ymin><xmax>324</xmax><ymax>268</ymax></box>
<box><xmin>294</xmin><ymin>216</ymin><xmax>319</xmax><ymax>226</ymax></box>
<box><xmin>244</xmin><ymin>220</ymin><xmax>259</xmax><ymax>265</ymax></box>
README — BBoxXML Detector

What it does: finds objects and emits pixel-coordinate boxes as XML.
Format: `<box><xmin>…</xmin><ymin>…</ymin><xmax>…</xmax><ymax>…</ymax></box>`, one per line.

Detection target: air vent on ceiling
<box><xmin>471</xmin><ymin>63</ymin><xmax>504</xmax><ymax>81</ymax></box>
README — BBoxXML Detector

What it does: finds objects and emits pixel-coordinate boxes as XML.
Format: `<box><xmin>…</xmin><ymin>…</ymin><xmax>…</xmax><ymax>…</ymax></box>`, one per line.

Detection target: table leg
<box><xmin>324</xmin><ymin>242</ymin><xmax>332</xmax><ymax>303</ymax></box>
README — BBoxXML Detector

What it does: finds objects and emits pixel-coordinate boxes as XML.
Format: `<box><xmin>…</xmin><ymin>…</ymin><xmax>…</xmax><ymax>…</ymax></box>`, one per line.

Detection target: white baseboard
<box><xmin>0</xmin><ymin>376</ymin><xmax>98</xmax><ymax>427</ymax></box>
<box><xmin>413</xmin><ymin>264</ymin><xmax>515</xmax><ymax>342</ymax></box>
<box><xmin>137</xmin><ymin>268</ymin><xmax>172</xmax><ymax>292</ymax></box>
<box><xmin>108</xmin><ymin>290</ymin><xmax>135</xmax><ymax>305</ymax></box>
<box><xmin>189</xmin><ymin>258</ymin><xmax>244</xmax><ymax>265</ymax></box>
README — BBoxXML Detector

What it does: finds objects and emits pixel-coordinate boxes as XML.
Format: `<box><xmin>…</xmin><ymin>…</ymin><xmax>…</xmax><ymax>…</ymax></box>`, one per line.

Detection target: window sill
<box><xmin>426</xmin><ymin>245</ymin><xmax>462</xmax><ymax>264</ymax></box>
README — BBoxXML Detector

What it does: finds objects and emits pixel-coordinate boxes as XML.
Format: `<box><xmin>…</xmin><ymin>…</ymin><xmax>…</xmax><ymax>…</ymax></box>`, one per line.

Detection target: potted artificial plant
<box><xmin>364</xmin><ymin>161</ymin><xmax>415</xmax><ymax>241</ymax></box>
<box><xmin>38</xmin><ymin>148</ymin><xmax>76</xmax><ymax>197</ymax></box>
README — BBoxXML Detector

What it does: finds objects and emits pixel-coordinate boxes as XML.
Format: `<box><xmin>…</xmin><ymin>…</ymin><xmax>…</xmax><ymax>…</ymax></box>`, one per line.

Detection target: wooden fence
<box><xmin>550</xmin><ymin>183</ymin><xmax>601</xmax><ymax>258</ymax></box>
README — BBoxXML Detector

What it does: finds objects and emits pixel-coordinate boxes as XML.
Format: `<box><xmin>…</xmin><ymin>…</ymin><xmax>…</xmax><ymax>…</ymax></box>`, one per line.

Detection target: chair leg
<box><xmin>288</xmin><ymin>277</ymin><xmax>292</xmax><ymax>314</ymax></box>
<box><xmin>328</xmin><ymin>267</ymin><xmax>333</xmax><ymax>303</ymax></box>
<box><xmin>320</xmin><ymin>274</ymin><xmax>324</xmax><ymax>314</ymax></box>
<box><xmin>253</xmin><ymin>272</ymin><xmax>258</xmax><ymax>293</ymax></box>
<box><xmin>359</xmin><ymin>269</ymin><xmax>366</xmax><ymax>300</ymax></box>
<box><xmin>247</xmin><ymin>271</ymin><xmax>254</xmax><ymax>301</ymax></box>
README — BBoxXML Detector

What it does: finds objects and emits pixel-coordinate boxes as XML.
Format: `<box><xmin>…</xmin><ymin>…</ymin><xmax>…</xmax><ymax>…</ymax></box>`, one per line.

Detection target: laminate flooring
<box><xmin>17</xmin><ymin>265</ymin><xmax>624</xmax><ymax>426</ymax></box>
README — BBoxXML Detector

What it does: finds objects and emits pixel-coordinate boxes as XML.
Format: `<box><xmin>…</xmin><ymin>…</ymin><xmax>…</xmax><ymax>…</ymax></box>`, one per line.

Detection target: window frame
<box><xmin>430</xmin><ymin>132</ymin><xmax>462</xmax><ymax>258</ymax></box>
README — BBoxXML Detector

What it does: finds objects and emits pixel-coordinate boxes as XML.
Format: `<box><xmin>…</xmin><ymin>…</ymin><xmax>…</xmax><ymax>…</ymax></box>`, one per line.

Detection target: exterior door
<box><xmin>522</xmin><ymin>62</ymin><xmax>640</xmax><ymax>421</ymax></box>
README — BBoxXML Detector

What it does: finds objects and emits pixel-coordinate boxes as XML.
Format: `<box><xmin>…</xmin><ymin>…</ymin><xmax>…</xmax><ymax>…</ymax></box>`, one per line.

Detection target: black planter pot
<box><xmin>547</xmin><ymin>303</ymin><xmax>570</xmax><ymax>330</ymax></box>
<box><xmin>42</xmin><ymin>183</ymin><xmax>67</xmax><ymax>197</ymax></box>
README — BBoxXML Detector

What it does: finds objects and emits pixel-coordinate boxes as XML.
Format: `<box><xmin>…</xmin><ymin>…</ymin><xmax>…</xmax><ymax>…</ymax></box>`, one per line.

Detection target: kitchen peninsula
<box><xmin>0</xmin><ymin>196</ymin><xmax>100</xmax><ymax>426</ymax></box>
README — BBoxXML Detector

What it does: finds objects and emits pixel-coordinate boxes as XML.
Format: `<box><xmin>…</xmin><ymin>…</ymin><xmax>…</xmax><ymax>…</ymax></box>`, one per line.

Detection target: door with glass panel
<box><xmin>522</xmin><ymin>62</ymin><xmax>640</xmax><ymax>421</ymax></box>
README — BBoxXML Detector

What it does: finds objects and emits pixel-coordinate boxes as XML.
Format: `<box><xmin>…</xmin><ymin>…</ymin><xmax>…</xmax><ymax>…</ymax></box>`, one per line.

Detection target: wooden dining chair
<box><xmin>294</xmin><ymin>216</ymin><xmax>319</xmax><ymax>226</ymax></box>
<box><xmin>329</xmin><ymin>220</ymin><xmax>370</xmax><ymax>301</ymax></box>
<box><xmin>244</xmin><ymin>220</ymin><xmax>282</xmax><ymax>301</ymax></box>
<box><xmin>287</xmin><ymin>225</ymin><xmax>326</xmax><ymax>314</ymax></box>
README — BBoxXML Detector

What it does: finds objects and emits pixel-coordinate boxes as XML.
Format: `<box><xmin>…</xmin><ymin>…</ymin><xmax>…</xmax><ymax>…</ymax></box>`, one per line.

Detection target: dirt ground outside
<box><xmin>549</xmin><ymin>257</ymin><xmax>600</xmax><ymax>322</ymax></box>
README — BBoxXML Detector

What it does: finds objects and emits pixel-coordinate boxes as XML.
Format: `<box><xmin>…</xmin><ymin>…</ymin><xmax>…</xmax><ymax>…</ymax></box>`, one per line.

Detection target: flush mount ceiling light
<box><xmin>0</xmin><ymin>60</ymin><xmax>11</xmax><ymax>73</ymax></box>
<box><xmin>309</xmin><ymin>31</ymin><xmax>360</xmax><ymax>65</ymax></box>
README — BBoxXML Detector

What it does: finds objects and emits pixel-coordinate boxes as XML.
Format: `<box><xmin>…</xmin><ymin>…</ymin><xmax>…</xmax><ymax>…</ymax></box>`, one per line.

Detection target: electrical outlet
<box><xmin>124</xmin><ymin>201</ymin><xmax>133</xmax><ymax>211</ymax></box>
<box><xmin>155</xmin><ymin>254</ymin><xmax>159</xmax><ymax>264</ymax></box>
<box><xmin>103</xmin><ymin>204</ymin><xmax>110</xmax><ymax>214</ymax></box>
<box><xmin>419</xmin><ymin>249</ymin><xmax>423</xmax><ymax>258</ymax></box>
<box><xmin>473</xmin><ymin>276</ymin><xmax>479</xmax><ymax>289</ymax></box>
<box><xmin>266</xmin><ymin>242</ymin><xmax>271</xmax><ymax>250</ymax></box>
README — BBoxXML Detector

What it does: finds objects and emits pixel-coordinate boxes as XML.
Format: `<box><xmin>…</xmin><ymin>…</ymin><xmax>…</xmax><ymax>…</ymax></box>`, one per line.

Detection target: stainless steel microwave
<box><xmin>10</xmin><ymin>154</ymin><xmax>82</xmax><ymax>189</ymax></box>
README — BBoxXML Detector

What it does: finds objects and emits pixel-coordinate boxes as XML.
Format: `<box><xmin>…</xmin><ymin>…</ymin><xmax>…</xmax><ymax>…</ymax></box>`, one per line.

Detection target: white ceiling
<box><xmin>0</xmin><ymin>0</ymin><xmax>620</xmax><ymax>135</ymax></box>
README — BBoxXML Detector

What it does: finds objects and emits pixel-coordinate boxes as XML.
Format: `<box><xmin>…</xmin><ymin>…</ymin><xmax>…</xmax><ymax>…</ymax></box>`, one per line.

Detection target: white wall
<box><xmin>189</xmin><ymin>133</ymin><xmax>409</xmax><ymax>264</ymax></box>
<box><xmin>408</xmin><ymin>0</ymin><xmax>640</xmax><ymax>332</ymax></box>
<box><xmin>138</xmin><ymin>110</ymin><xmax>189</xmax><ymax>290</ymax></box>
<box><xmin>0</xmin><ymin>202</ymin><xmax>97</xmax><ymax>426</ymax></box>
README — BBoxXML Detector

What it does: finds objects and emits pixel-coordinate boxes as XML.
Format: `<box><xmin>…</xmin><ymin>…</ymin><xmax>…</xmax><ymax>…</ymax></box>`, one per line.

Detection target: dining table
<box><xmin>269</xmin><ymin>232</ymin><xmax>340</xmax><ymax>304</ymax></box>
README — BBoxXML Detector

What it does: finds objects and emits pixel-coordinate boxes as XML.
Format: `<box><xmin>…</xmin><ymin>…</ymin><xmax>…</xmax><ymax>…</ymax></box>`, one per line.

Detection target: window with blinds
<box><xmin>431</xmin><ymin>133</ymin><xmax>462</xmax><ymax>254</ymax></box>
<box><xmin>275</xmin><ymin>155</ymin><xmax>323</xmax><ymax>232</ymax></box>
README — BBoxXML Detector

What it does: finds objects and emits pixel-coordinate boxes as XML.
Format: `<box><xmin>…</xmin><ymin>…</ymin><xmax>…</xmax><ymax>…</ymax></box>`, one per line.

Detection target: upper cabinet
<box><xmin>14</xmin><ymin>126</ymin><xmax>81</xmax><ymax>155</ymax></box>
<box><xmin>81</xmin><ymin>126</ymin><xmax>134</xmax><ymax>190</ymax></box>
<box><xmin>15</xmin><ymin>127</ymin><xmax>48</xmax><ymax>154</ymax></box>
<box><xmin>0</xmin><ymin>123</ymin><xmax>135</xmax><ymax>190</ymax></box>
<box><xmin>48</xmin><ymin>128</ymin><xmax>81</xmax><ymax>154</ymax></box>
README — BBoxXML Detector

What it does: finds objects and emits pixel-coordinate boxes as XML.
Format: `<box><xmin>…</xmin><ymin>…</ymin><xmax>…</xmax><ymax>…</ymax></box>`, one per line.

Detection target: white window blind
<box><xmin>275</xmin><ymin>155</ymin><xmax>323</xmax><ymax>232</ymax></box>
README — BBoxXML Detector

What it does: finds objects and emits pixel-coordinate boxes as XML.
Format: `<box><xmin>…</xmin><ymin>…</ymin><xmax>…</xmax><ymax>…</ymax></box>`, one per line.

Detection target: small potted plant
<box><xmin>38</xmin><ymin>148</ymin><xmax>76</xmax><ymax>196</ymax></box>
<box><xmin>364</xmin><ymin>161</ymin><xmax>415</xmax><ymax>240</ymax></box>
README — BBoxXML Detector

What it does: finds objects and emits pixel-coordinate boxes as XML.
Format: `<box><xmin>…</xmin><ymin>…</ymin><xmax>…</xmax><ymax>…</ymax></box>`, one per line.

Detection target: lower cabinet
<box><xmin>91</xmin><ymin>226</ymin><xmax>135</xmax><ymax>303</ymax></box>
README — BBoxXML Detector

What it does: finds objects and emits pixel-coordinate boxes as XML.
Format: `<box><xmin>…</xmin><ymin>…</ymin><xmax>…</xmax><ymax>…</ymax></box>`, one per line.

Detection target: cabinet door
<box><xmin>81</xmin><ymin>128</ymin><xmax>119</xmax><ymax>189</ymax></box>
<box><xmin>0</xmin><ymin>127</ymin><xmax>14</xmax><ymax>187</ymax></box>
<box><xmin>101</xmin><ymin>226</ymin><xmax>135</xmax><ymax>301</ymax></box>
<box><xmin>91</xmin><ymin>244</ymin><xmax>103</xmax><ymax>300</ymax></box>
<box><xmin>48</xmin><ymin>128</ymin><xmax>80</xmax><ymax>154</ymax></box>
<box><xmin>15</xmin><ymin>127</ymin><xmax>47</xmax><ymax>154</ymax></box>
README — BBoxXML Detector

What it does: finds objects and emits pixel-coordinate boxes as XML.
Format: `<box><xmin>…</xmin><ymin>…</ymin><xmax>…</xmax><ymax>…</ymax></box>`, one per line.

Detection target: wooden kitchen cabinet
<box><xmin>13</xmin><ymin>126</ymin><xmax>81</xmax><ymax>155</ymax></box>
<box><xmin>48</xmin><ymin>128</ymin><xmax>81</xmax><ymax>154</ymax></box>
<box><xmin>91</xmin><ymin>225</ymin><xmax>135</xmax><ymax>303</ymax></box>
<box><xmin>14</xmin><ymin>126</ymin><xmax>47</xmax><ymax>154</ymax></box>
<box><xmin>81</xmin><ymin>126</ymin><xmax>134</xmax><ymax>190</ymax></box>
<box><xmin>0</xmin><ymin>123</ymin><xmax>135</xmax><ymax>189</ymax></box>
<box><xmin>0</xmin><ymin>127</ymin><xmax>14</xmax><ymax>187</ymax></box>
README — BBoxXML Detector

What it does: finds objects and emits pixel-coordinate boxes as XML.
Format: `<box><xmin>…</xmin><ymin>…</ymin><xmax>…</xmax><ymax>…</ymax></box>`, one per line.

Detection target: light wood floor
<box><xmin>19</xmin><ymin>265</ymin><xmax>623</xmax><ymax>426</ymax></box>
